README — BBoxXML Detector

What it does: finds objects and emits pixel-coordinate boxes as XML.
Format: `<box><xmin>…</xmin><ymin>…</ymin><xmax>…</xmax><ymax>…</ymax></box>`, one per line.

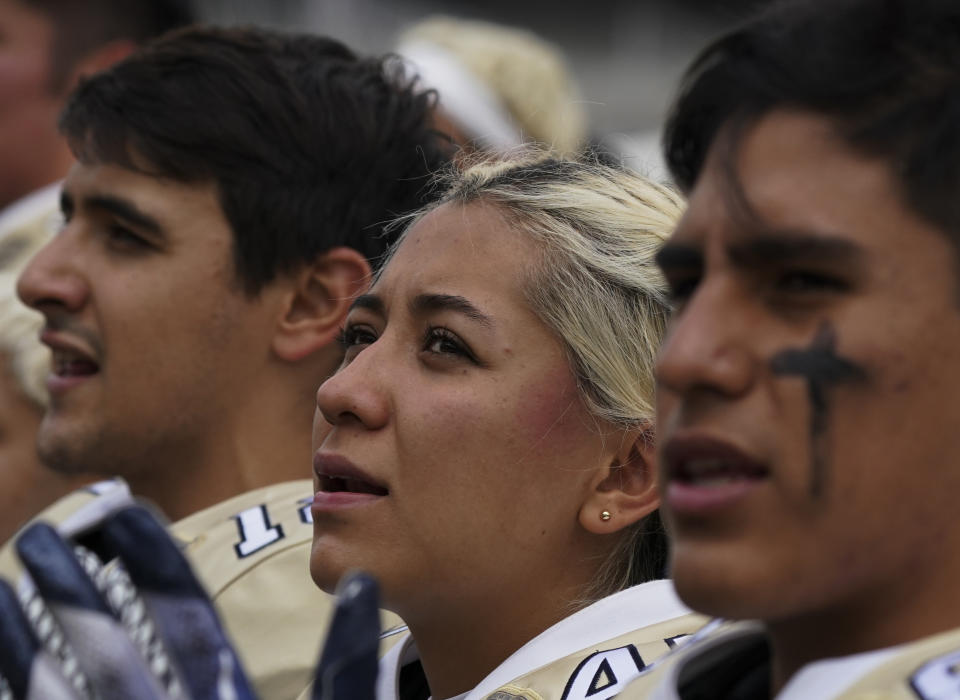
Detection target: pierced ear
<box><xmin>272</xmin><ymin>247</ymin><xmax>372</xmax><ymax>362</ymax></box>
<box><xmin>578</xmin><ymin>424</ymin><xmax>660</xmax><ymax>535</ymax></box>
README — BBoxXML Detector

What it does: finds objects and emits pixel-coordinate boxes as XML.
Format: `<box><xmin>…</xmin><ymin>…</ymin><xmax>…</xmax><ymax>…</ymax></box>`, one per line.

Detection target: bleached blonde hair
<box><xmin>397</xmin><ymin>15</ymin><xmax>587</xmax><ymax>155</ymax></box>
<box><xmin>392</xmin><ymin>150</ymin><xmax>685</xmax><ymax>595</ymax></box>
<box><xmin>0</xmin><ymin>222</ymin><xmax>53</xmax><ymax>409</ymax></box>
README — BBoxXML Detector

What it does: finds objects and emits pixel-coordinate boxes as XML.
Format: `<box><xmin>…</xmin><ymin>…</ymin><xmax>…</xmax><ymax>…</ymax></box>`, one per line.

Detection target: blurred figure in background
<box><xmin>0</xmin><ymin>227</ymin><xmax>92</xmax><ymax>542</ymax></box>
<box><xmin>0</xmin><ymin>0</ymin><xmax>195</xmax><ymax>239</ymax></box>
<box><xmin>396</xmin><ymin>14</ymin><xmax>588</xmax><ymax>159</ymax></box>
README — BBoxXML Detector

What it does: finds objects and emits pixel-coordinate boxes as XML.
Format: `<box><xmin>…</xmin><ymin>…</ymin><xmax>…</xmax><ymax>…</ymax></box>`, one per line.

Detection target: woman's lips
<box><xmin>662</xmin><ymin>434</ymin><xmax>769</xmax><ymax>515</ymax></box>
<box><xmin>312</xmin><ymin>452</ymin><xmax>388</xmax><ymax>512</ymax></box>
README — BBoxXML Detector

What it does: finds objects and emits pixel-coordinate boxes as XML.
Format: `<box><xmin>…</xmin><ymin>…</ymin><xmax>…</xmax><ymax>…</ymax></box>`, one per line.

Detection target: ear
<box><xmin>272</xmin><ymin>247</ymin><xmax>372</xmax><ymax>362</ymax></box>
<box><xmin>578</xmin><ymin>424</ymin><xmax>660</xmax><ymax>535</ymax></box>
<box><xmin>64</xmin><ymin>40</ymin><xmax>138</xmax><ymax>90</ymax></box>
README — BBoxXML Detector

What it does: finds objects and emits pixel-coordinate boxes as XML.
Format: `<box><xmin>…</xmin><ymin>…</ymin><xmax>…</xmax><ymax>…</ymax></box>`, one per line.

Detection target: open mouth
<box><xmin>52</xmin><ymin>349</ymin><xmax>100</xmax><ymax>378</ymax></box>
<box><xmin>672</xmin><ymin>457</ymin><xmax>768</xmax><ymax>486</ymax></box>
<box><xmin>665</xmin><ymin>437</ymin><xmax>769</xmax><ymax>488</ymax></box>
<box><xmin>317</xmin><ymin>474</ymin><xmax>388</xmax><ymax>496</ymax></box>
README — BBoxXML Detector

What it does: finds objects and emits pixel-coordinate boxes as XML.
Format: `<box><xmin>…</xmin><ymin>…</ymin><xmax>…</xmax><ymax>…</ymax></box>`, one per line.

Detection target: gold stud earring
<box><xmin>600</xmin><ymin>510</ymin><xmax>612</xmax><ymax>522</ymax></box>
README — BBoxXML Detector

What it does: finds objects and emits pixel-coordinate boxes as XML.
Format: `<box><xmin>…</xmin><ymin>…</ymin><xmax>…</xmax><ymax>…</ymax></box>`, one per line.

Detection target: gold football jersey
<box><xmin>0</xmin><ymin>479</ymin><xmax>404</xmax><ymax>700</ymax></box>
<box><xmin>369</xmin><ymin>579</ymin><xmax>708</xmax><ymax>700</ymax></box>
<box><xmin>619</xmin><ymin>619</ymin><xmax>960</xmax><ymax>700</ymax></box>
<box><xmin>171</xmin><ymin>479</ymin><xmax>405</xmax><ymax>699</ymax></box>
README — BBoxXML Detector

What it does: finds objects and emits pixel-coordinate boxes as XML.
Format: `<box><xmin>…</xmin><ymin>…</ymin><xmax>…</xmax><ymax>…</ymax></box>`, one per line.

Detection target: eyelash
<box><xmin>337</xmin><ymin>324</ymin><xmax>478</xmax><ymax>363</ymax></box>
<box><xmin>105</xmin><ymin>223</ymin><xmax>150</xmax><ymax>250</ymax></box>
<box><xmin>423</xmin><ymin>327</ymin><xmax>477</xmax><ymax>362</ymax></box>
<box><xmin>774</xmin><ymin>270</ymin><xmax>849</xmax><ymax>294</ymax></box>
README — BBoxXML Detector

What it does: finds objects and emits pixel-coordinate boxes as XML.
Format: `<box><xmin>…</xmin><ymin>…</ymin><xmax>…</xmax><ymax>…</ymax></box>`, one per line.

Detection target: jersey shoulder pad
<box><xmin>171</xmin><ymin>479</ymin><xmax>317</xmax><ymax>593</ymax></box>
<box><xmin>614</xmin><ymin>619</ymin><xmax>763</xmax><ymax>700</ymax></box>
<box><xmin>171</xmin><ymin>480</ymin><xmax>403</xmax><ymax>700</ymax></box>
<box><xmin>839</xmin><ymin>626</ymin><xmax>960</xmax><ymax>700</ymax></box>
<box><xmin>0</xmin><ymin>479</ymin><xmax>131</xmax><ymax>580</ymax></box>
<box><xmin>493</xmin><ymin>612</ymin><xmax>709</xmax><ymax>700</ymax></box>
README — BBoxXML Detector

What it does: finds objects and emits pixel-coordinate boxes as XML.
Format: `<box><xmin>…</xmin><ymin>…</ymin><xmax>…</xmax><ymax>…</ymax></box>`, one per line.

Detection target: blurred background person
<box><xmin>0</xmin><ymin>227</ymin><xmax>93</xmax><ymax>542</ymax></box>
<box><xmin>395</xmin><ymin>14</ymin><xmax>588</xmax><ymax>159</ymax></box>
<box><xmin>0</xmin><ymin>0</ymin><xmax>195</xmax><ymax>241</ymax></box>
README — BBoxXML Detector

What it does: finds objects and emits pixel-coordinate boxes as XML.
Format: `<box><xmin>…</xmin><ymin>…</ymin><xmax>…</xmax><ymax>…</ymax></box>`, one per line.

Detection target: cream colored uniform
<box><xmin>0</xmin><ymin>479</ymin><xmax>403</xmax><ymax>700</ymax></box>
<box><xmin>0</xmin><ymin>478</ymin><xmax>130</xmax><ymax>579</ymax></box>
<box><xmin>0</xmin><ymin>181</ymin><xmax>60</xmax><ymax>248</ymax></box>
<box><xmin>366</xmin><ymin>580</ymin><xmax>708</xmax><ymax>700</ymax></box>
<box><xmin>620</xmin><ymin>619</ymin><xmax>960</xmax><ymax>700</ymax></box>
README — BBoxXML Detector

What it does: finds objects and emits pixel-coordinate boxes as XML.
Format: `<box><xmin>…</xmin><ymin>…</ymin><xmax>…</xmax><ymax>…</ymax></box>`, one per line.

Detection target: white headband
<box><xmin>397</xmin><ymin>40</ymin><xmax>525</xmax><ymax>153</ymax></box>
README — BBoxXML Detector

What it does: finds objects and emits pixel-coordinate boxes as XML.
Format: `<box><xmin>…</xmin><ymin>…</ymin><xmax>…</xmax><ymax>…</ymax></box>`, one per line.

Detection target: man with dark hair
<box><xmin>5</xmin><ymin>25</ymin><xmax>451</xmax><ymax>699</ymax></box>
<box><xmin>617</xmin><ymin>0</ymin><xmax>960</xmax><ymax>697</ymax></box>
<box><xmin>0</xmin><ymin>0</ymin><xmax>193</xmax><ymax>224</ymax></box>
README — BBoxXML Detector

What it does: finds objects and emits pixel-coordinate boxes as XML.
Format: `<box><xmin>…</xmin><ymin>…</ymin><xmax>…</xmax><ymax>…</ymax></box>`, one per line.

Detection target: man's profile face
<box><xmin>0</xmin><ymin>0</ymin><xmax>66</xmax><ymax>208</ymax></box>
<box><xmin>655</xmin><ymin>110</ymin><xmax>960</xmax><ymax>625</ymax></box>
<box><xmin>16</xmin><ymin>160</ymin><xmax>279</xmax><ymax>482</ymax></box>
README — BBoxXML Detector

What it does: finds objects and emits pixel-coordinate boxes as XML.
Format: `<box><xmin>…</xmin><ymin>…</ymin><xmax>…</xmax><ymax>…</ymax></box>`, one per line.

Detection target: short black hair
<box><xmin>22</xmin><ymin>0</ymin><xmax>195</xmax><ymax>88</ymax></box>
<box><xmin>60</xmin><ymin>26</ymin><xmax>453</xmax><ymax>293</ymax></box>
<box><xmin>664</xmin><ymin>0</ymin><xmax>960</xmax><ymax>240</ymax></box>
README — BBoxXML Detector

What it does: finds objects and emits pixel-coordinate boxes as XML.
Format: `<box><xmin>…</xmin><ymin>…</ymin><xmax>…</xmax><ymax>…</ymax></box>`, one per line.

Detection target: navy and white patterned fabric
<box><xmin>0</xmin><ymin>505</ymin><xmax>382</xmax><ymax>700</ymax></box>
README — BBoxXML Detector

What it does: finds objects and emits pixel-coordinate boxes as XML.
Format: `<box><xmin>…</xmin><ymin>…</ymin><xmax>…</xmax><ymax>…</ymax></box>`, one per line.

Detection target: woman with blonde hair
<box><xmin>308</xmin><ymin>150</ymin><xmax>703</xmax><ymax>699</ymax></box>
<box><xmin>0</xmin><ymin>150</ymin><xmax>705</xmax><ymax>700</ymax></box>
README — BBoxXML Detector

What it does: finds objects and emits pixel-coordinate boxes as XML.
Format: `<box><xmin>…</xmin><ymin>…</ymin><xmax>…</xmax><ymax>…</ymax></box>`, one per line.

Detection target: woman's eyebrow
<box><xmin>349</xmin><ymin>293</ymin><xmax>385</xmax><ymax>315</ymax></box>
<box><xmin>410</xmin><ymin>293</ymin><xmax>494</xmax><ymax>328</ymax></box>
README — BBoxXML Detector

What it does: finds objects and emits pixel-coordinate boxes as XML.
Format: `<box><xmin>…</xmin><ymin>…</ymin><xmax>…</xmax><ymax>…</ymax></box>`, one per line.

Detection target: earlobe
<box><xmin>579</xmin><ymin>425</ymin><xmax>660</xmax><ymax>535</ymax></box>
<box><xmin>272</xmin><ymin>247</ymin><xmax>372</xmax><ymax>363</ymax></box>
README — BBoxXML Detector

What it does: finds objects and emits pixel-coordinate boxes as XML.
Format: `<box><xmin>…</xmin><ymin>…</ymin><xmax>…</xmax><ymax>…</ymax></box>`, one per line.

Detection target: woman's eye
<box><xmin>338</xmin><ymin>324</ymin><xmax>379</xmax><ymax>365</ymax></box>
<box><xmin>423</xmin><ymin>327</ymin><xmax>476</xmax><ymax>362</ymax></box>
<box><xmin>338</xmin><ymin>324</ymin><xmax>378</xmax><ymax>350</ymax></box>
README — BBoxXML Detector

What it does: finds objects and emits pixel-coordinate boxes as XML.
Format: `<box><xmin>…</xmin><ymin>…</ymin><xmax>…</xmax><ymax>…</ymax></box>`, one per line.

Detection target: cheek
<box><xmin>400</xmin><ymin>372</ymin><xmax>583</xmax><ymax>488</ymax></box>
<box><xmin>511</xmin><ymin>368</ymin><xmax>587</xmax><ymax>450</ymax></box>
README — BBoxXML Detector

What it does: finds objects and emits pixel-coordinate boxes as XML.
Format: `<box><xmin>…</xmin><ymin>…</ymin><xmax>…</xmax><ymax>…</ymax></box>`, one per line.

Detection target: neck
<box><xmin>402</xmin><ymin>566</ymin><xmax>595</xmax><ymax>699</ymax></box>
<box><xmin>766</xmin><ymin>563</ymin><xmax>960</xmax><ymax>693</ymax></box>
<box><xmin>127</xmin><ymin>371</ymin><xmax>320</xmax><ymax>521</ymax></box>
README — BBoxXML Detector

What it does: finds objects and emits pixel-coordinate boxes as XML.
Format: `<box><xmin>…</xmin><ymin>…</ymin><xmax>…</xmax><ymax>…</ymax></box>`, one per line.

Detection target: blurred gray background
<box><xmin>194</xmin><ymin>0</ymin><xmax>768</xmax><ymax>178</ymax></box>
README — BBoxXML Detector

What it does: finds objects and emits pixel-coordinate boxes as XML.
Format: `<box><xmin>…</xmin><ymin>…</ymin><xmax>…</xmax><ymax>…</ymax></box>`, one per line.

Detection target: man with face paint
<box><xmin>617</xmin><ymin>0</ymin><xmax>960</xmax><ymax>698</ymax></box>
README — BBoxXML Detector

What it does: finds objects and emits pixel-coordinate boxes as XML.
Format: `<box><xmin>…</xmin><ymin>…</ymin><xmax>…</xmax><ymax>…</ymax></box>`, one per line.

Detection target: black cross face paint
<box><xmin>770</xmin><ymin>321</ymin><xmax>868</xmax><ymax>497</ymax></box>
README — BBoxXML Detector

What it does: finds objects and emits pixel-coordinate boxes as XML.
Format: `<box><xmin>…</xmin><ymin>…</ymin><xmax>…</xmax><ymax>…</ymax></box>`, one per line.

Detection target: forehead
<box><xmin>674</xmin><ymin>110</ymin><xmax>942</xmax><ymax>261</ymax></box>
<box><xmin>376</xmin><ymin>199</ymin><xmax>538</xmax><ymax>305</ymax></box>
<box><xmin>64</xmin><ymin>160</ymin><xmax>223</xmax><ymax>222</ymax></box>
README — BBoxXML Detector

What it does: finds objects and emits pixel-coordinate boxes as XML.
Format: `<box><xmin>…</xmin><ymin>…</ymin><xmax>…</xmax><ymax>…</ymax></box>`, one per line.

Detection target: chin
<box><xmin>36</xmin><ymin>426</ymin><xmax>95</xmax><ymax>476</ymax></box>
<box><xmin>309</xmin><ymin>534</ymin><xmax>382</xmax><ymax>597</ymax></box>
<box><xmin>669</xmin><ymin>543</ymin><xmax>793</xmax><ymax>621</ymax></box>
<box><xmin>308</xmin><ymin>544</ymin><xmax>346</xmax><ymax>594</ymax></box>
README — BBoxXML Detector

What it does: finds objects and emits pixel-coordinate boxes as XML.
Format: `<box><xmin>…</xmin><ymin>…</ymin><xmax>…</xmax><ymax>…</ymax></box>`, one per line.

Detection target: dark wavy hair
<box><xmin>60</xmin><ymin>25</ymin><xmax>453</xmax><ymax>293</ymax></box>
<box><xmin>664</xmin><ymin>0</ymin><xmax>960</xmax><ymax>242</ymax></box>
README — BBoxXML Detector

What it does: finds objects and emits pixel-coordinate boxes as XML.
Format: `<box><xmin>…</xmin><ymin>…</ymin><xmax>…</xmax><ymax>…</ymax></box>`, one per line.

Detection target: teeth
<box><xmin>685</xmin><ymin>458</ymin><xmax>728</xmax><ymax>476</ymax></box>
<box><xmin>320</xmin><ymin>475</ymin><xmax>386</xmax><ymax>496</ymax></box>
<box><xmin>694</xmin><ymin>475</ymin><xmax>738</xmax><ymax>488</ymax></box>
<box><xmin>52</xmin><ymin>350</ymin><xmax>98</xmax><ymax>377</ymax></box>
